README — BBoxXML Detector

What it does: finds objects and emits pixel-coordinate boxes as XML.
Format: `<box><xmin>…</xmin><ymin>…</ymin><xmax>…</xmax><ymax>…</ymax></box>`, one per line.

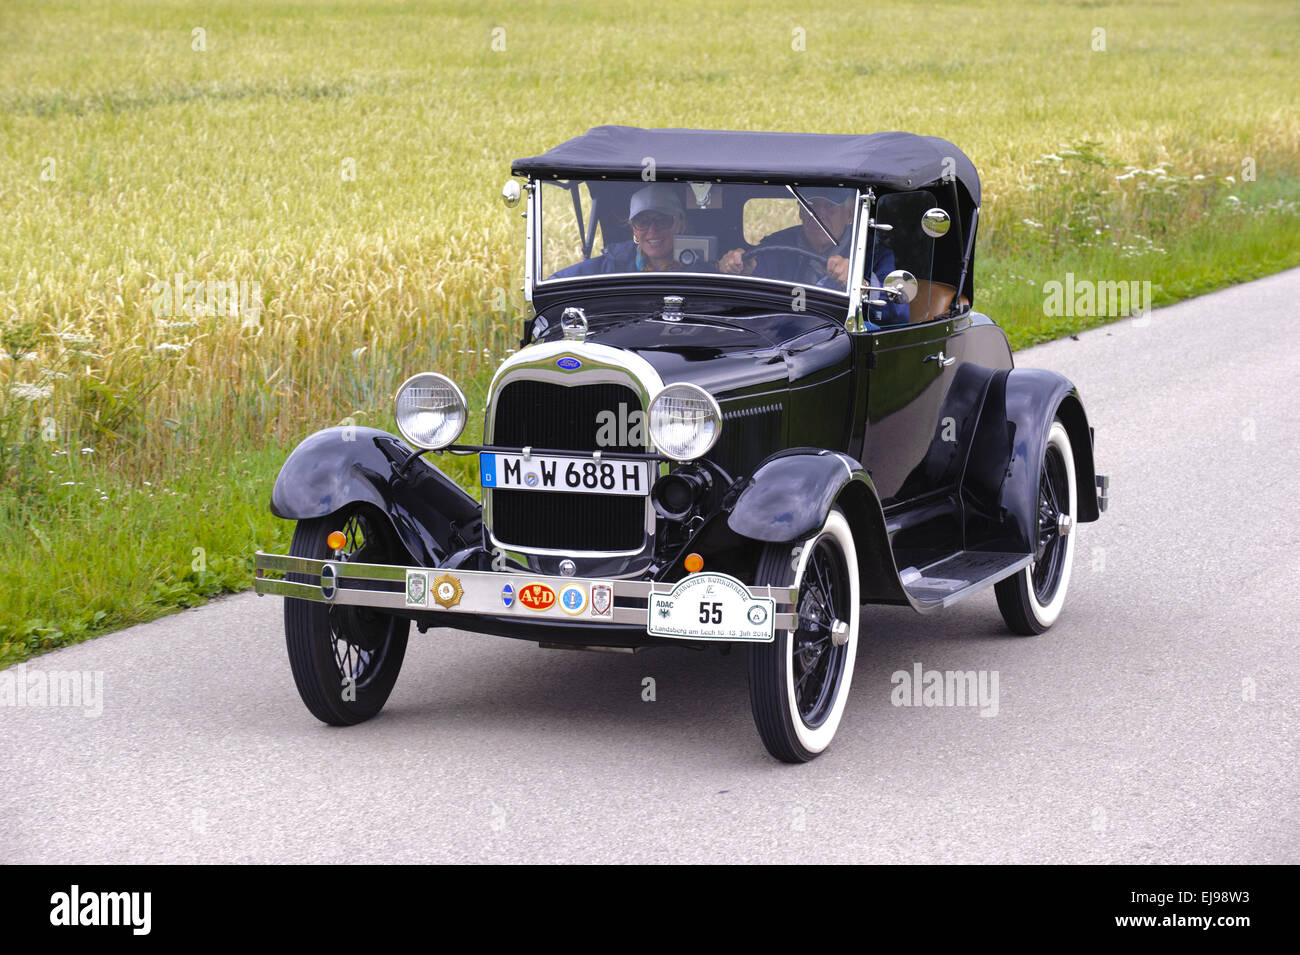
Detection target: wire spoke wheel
<box><xmin>749</xmin><ymin>507</ymin><xmax>861</xmax><ymax>762</ymax></box>
<box><xmin>284</xmin><ymin>506</ymin><xmax>409</xmax><ymax>725</ymax></box>
<box><xmin>1031</xmin><ymin>442</ymin><xmax>1070</xmax><ymax>604</ymax></box>
<box><xmin>791</xmin><ymin>537</ymin><xmax>851</xmax><ymax>726</ymax></box>
<box><xmin>996</xmin><ymin>419</ymin><xmax>1078</xmax><ymax>635</ymax></box>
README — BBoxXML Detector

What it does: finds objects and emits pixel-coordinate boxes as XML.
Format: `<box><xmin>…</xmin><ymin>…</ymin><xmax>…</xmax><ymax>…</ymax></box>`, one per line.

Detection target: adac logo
<box><xmin>558</xmin><ymin>584</ymin><xmax>587</xmax><ymax>615</ymax></box>
<box><xmin>556</xmin><ymin>356</ymin><xmax>582</xmax><ymax>371</ymax></box>
<box><xmin>519</xmin><ymin>583</ymin><xmax>556</xmax><ymax>611</ymax></box>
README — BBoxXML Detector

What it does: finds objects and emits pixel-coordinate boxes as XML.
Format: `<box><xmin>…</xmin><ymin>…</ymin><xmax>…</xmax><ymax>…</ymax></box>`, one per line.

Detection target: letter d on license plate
<box><xmin>647</xmin><ymin>572</ymin><xmax>775</xmax><ymax>642</ymax></box>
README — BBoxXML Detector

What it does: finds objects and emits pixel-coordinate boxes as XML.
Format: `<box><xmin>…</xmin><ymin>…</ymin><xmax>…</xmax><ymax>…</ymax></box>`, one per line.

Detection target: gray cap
<box><xmin>800</xmin><ymin>186</ymin><xmax>854</xmax><ymax>204</ymax></box>
<box><xmin>629</xmin><ymin>183</ymin><xmax>684</xmax><ymax>221</ymax></box>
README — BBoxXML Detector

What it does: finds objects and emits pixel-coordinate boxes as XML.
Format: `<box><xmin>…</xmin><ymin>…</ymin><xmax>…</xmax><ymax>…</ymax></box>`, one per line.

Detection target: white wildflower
<box><xmin>154</xmin><ymin>342</ymin><xmax>187</xmax><ymax>353</ymax></box>
<box><xmin>1021</xmin><ymin>218</ymin><xmax>1043</xmax><ymax>229</ymax></box>
<box><xmin>9</xmin><ymin>382</ymin><xmax>53</xmax><ymax>401</ymax></box>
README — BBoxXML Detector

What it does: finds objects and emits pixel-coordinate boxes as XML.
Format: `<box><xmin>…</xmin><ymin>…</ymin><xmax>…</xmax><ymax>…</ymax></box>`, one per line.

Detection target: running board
<box><xmin>897</xmin><ymin>551</ymin><xmax>1032</xmax><ymax>611</ymax></box>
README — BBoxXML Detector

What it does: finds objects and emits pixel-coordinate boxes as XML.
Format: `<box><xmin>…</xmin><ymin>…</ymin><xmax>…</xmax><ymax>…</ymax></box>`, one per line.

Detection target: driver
<box><xmin>718</xmin><ymin>187</ymin><xmax>908</xmax><ymax>323</ymax></box>
<box><xmin>718</xmin><ymin>187</ymin><xmax>856</xmax><ymax>286</ymax></box>
<box><xmin>548</xmin><ymin>183</ymin><xmax>687</xmax><ymax>278</ymax></box>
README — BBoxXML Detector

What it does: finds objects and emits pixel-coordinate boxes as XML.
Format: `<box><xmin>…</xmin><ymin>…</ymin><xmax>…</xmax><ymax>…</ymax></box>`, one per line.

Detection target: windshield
<box><xmin>535</xmin><ymin>179</ymin><xmax>860</xmax><ymax>294</ymax></box>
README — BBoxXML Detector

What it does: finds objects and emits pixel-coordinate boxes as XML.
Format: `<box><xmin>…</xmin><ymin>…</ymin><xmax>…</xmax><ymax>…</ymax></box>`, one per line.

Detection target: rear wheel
<box><xmin>748</xmin><ymin>508</ymin><xmax>861</xmax><ymax>763</ymax></box>
<box><xmin>285</xmin><ymin>506</ymin><xmax>409</xmax><ymax>725</ymax></box>
<box><xmin>995</xmin><ymin>419</ymin><xmax>1078</xmax><ymax>635</ymax></box>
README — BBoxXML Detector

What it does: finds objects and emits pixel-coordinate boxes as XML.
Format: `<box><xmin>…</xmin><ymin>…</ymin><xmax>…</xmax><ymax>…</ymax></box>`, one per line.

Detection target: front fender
<box><xmin>270</xmin><ymin>426</ymin><xmax>483</xmax><ymax>566</ymax></box>
<box><xmin>726</xmin><ymin>449</ymin><xmax>909</xmax><ymax>605</ymax></box>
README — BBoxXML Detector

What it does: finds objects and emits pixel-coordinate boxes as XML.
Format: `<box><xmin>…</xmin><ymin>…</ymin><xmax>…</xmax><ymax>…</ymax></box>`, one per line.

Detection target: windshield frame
<box><xmin>527</xmin><ymin>177</ymin><xmax>867</xmax><ymax>304</ymax></box>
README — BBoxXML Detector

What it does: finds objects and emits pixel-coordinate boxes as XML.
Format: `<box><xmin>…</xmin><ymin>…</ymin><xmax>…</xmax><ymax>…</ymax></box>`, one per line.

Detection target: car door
<box><xmin>861</xmin><ymin>320</ymin><xmax>958</xmax><ymax>507</ymax></box>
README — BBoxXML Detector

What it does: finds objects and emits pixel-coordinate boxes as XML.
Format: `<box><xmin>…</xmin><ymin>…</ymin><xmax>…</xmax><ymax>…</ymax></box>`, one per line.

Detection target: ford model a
<box><xmin>254</xmin><ymin>127</ymin><xmax>1108</xmax><ymax>762</ymax></box>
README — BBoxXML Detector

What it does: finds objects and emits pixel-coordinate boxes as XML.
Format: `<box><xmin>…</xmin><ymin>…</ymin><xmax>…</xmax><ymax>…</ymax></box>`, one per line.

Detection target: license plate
<box><xmin>480</xmin><ymin>452</ymin><xmax>654</xmax><ymax>496</ymax></box>
<box><xmin>647</xmin><ymin>572</ymin><xmax>776</xmax><ymax>643</ymax></box>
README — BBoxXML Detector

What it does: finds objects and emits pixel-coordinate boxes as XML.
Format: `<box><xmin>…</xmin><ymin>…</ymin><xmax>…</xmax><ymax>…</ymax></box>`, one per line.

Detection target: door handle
<box><xmin>924</xmin><ymin>351</ymin><xmax>955</xmax><ymax>367</ymax></box>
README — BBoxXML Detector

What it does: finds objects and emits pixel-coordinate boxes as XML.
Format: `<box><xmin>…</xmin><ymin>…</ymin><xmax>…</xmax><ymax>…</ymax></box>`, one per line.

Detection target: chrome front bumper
<box><xmin>253</xmin><ymin>551</ymin><xmax>799</xmax><ymax>632</ymax></box>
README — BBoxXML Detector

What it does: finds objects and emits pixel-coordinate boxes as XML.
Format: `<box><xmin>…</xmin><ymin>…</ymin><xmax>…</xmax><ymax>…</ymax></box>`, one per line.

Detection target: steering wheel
<box><xmin>742</xmin><ymin>245</ymin><xmax>830</xmax><ymax>271</ymax></box>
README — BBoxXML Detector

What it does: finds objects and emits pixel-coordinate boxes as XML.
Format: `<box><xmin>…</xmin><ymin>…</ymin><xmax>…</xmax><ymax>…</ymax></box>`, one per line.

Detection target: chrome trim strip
<box><xmin>523</xmin><ymin>178</ymin><xmax>536</xmax><ymax>302</ymax></box>
<box><xmin>486</xmin><ymin>340</ymin><xmax>666</xmax><ymax>403</ymax></box>
<box><xmin>846</xmin><ymin>189</ymin><xmax>872</xmax><ymax>329</ymax></box>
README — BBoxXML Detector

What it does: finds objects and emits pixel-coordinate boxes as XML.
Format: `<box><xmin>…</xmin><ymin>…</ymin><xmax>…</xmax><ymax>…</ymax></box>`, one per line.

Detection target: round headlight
<box><xmin>394</xmin><ymin>373</ymin><xmax>467</xmax><ymax>450</ymax></box>
<box><xmin>648</xmin><ymin>383</ymin><xmax>722</xmax><ymax>462</ymax></box>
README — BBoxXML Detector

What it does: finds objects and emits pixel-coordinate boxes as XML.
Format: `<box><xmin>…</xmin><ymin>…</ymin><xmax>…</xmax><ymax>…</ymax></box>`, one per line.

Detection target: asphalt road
<box><xmin>3</xmin><ymin>270</ymin><xmax>1298</xmax><ymax>864</ymax></box>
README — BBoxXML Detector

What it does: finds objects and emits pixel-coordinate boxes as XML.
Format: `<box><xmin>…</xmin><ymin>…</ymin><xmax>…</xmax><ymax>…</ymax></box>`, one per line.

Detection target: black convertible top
<box><xmin>512</xmin><ymin>126</ymin><xmax>980</xmax><ymax>204</ymax></box>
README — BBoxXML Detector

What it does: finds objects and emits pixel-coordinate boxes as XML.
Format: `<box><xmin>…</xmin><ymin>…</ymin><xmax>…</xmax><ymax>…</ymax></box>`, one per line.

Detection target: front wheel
<box><xmin>748</xmin><ymin>508</ymin><xmax>861</xmax><ymax>763</ymax></box>
<box><xmin>284</xmin><ymin>506</ymin><xmax>409</xmax><ymax>725</ymax></box>
<box><xmin>995</xmin><ymin>418</ymin><xmax>1078</xmax><ymax>635</ymax></box>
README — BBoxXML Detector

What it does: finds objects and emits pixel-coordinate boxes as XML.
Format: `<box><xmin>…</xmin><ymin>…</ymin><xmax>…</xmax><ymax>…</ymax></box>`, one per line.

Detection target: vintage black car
<box><xmin>254</xmin><ymin>126</ymin><xmax>1109</xmax><ymax>762</ymax></box>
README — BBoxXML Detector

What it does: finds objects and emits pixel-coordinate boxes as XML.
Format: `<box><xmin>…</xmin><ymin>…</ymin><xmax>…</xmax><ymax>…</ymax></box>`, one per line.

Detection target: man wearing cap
<box><xmin>548</xmin><ymin>183</ymin><xmax>687</xmax><ymax>278</ymax></box>
<box><xmin>717</xmin><ymin>188</ymin><xmax>908</xmax><ymax>324</ymax></box>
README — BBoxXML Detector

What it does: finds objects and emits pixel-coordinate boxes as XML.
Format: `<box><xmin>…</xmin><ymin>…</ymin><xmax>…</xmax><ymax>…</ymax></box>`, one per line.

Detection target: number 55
<box><xmin>698</xmin><ymin>601</ymin><xmax>722</xmax><ymax>624</ymax></box>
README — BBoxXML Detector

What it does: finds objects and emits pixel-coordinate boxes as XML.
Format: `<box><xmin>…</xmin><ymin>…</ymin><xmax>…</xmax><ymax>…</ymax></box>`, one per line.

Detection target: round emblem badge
<box><xmin>747</xmin><ymin>604</ymin><xmax>768</xmax><ymax>625</ymax></box>
<box><xmin>558</xmin><ymin>584</ymin><xmax>588</xmax><ymax>615</ymax></box>
<box><xmin>525</xmin><ymin>473</ymin><xmax>539</xmax><ymax>487</ymax></box>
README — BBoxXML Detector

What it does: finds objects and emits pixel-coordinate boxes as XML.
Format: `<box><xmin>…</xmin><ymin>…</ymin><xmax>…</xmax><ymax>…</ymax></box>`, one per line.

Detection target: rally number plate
<box><xmin>647</xmin><ymin>572</ymin><xmax>776</xmax><ymax>643</ymax></box>
<box><xmin>480</xmin><ymin>452</ymin><xmax>654</xmax><ymax>496</ymax></box>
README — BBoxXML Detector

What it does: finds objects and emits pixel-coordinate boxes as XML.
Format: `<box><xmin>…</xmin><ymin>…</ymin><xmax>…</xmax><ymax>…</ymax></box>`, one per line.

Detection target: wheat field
<box><xmin>1</xmin><ymin>0</ymin><xmax>1297</xmax><ymax>661</ymax></box>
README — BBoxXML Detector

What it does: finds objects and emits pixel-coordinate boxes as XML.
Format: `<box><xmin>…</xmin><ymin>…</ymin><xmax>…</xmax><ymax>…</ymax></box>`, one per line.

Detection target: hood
<box><xmin>530</xmin><ymin>296</ymin><xmax>851</xmax><ymax>399</ymax></box>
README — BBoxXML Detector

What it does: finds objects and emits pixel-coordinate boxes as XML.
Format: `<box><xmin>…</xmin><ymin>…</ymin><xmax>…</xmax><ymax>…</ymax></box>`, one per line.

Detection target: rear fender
<box><xmin>963</xmin><ymin>369</ymin><xmax>1099</xmax><ymax>553</ymax></box>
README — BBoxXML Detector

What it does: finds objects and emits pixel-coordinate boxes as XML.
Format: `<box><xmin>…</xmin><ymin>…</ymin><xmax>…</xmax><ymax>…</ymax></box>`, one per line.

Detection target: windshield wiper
<box><xmin>786</xmin><ymin>185</ymin><xmax>835</xmax><ymax>245</ymax></box>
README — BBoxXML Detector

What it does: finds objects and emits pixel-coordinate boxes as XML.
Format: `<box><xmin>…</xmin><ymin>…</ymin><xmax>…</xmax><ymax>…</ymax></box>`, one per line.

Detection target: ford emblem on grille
<box><xmin>556</xmin><ymin>357</ymin><xmax>582</xmax><ymax>370</ymax></box>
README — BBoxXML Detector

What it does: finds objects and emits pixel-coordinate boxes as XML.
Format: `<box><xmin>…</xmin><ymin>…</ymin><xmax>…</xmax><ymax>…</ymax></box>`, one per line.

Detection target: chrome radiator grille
<box><xmin>488</xmin><ymin>380</ymin><xmax>646</xmax><ymax>552</ymax></box>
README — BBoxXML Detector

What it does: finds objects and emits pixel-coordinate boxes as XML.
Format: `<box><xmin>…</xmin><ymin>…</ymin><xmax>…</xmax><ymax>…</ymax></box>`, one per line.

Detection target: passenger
<box><xmin>548</xmin><ymin>183</ymin><xmax>686</xmax><ymax>278</ymax></box>
<box><xmin>718</xmin><ymin>188</ymin><xmax>908</xmax><ymax>324</ymax></box>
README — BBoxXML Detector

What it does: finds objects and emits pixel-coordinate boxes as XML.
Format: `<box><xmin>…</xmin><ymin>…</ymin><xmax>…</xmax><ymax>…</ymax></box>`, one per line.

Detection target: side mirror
<box><xmin>502</xmin><ymin>179</ymin><xmax>522</xmax><ymax>207</ymax></box>
<box><xmin>882</xmin><ymin>269</ymin><xmax>918</xmax><ymax>303</ymax></box>
<box><xmin>920</xmin><ymin>208</ymin><xmax>950</xmax><ymax>238</ymax></box>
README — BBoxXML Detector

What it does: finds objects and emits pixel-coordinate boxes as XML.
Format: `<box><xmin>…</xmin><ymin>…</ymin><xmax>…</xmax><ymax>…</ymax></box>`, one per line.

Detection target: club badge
<box><xmin>558</xmin><ymin>584</ymin><xmax>587</xmax><ymax>615</ymax></box>
<box><xmin>432</xmin><ymin>573</ymin><xmax>464</xmax><ymax>609</ymax></box>
<box><xmin>405</xmin><ymin>570</ymin><xmax>428</xmax><ymax>608</ymax></box>
<box><xmin>590</xmin><ymin>583</ymin><xmax>613</xmax><ymax>617</ymax></box>
<box><xmin>519</xmin><ymin>583</ymin><xmax>556</xmax><ymax>611</ymax></box>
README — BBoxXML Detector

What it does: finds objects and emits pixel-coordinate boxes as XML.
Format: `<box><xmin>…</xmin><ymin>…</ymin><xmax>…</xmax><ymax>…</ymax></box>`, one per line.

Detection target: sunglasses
<box><xmin>631</xmin><ymin>212</ymin><xmax>677</xmax><ymax>231</ymax></box>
